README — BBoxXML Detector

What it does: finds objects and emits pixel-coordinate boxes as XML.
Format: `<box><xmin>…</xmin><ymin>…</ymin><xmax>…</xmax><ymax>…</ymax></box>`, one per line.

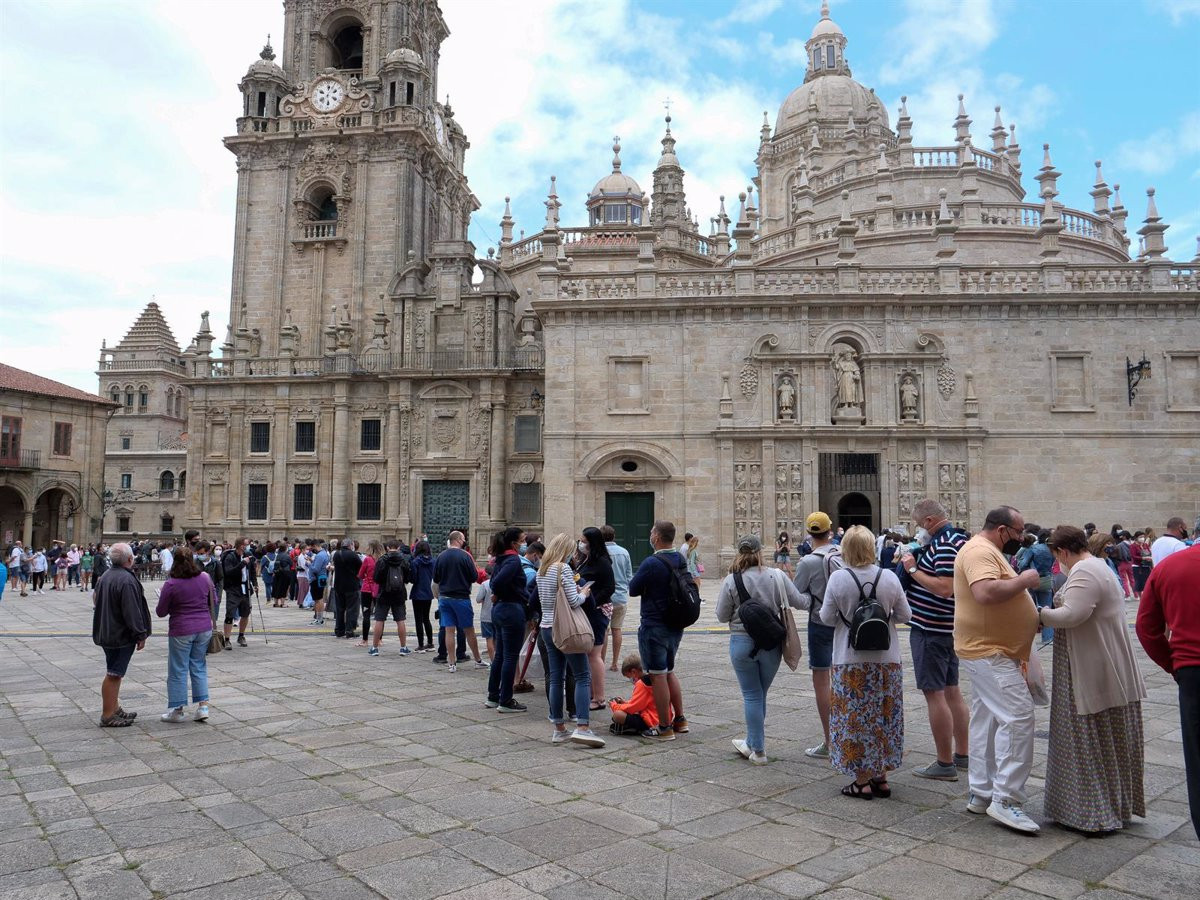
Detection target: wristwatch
<box><xmin>907</xmin><ymin>565</ymin><xmax>918</xmax><ymax>574</ymax></box>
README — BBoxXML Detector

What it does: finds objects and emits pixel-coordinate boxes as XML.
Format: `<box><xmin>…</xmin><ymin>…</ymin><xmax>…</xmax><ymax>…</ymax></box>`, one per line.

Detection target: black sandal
<box><xmin>841</xmin><ymin>780</ymin><xmax>873</xmax><ymax>800</ymax></box>
<box><xmin>869</xmin><ymin>777</ymin><xmax>891</xmax><ymax>798</ymax></box>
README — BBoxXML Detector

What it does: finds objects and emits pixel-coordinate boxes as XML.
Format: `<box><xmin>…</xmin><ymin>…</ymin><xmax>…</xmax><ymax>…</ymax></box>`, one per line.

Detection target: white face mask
<box><xmin>578</xmin><ymin>541</ymin><xmax>588</xmax><ymax>556</ymax></box>
<box><xmin>915</xmin><ymin>527</ymin><xmax>932</xmax><ymax>546</ymax></box>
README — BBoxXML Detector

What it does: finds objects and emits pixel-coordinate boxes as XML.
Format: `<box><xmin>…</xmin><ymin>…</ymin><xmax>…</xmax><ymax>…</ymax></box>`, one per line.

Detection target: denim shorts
<box><xmin>438</xmin><ymin>597</ymin><xmax>473</xmax><ymax>629</ymax></box>
<box><xmin>910</xmin><ymin>628</ymin><xmax>959</xmax><ymax>691</ymax></box>
<box><xmin>480</xmin><ymin>621</ymin><xmax>494</xmax><ymax>639</ymax></box>
<box><xmin>104</xmin><ymin>644</ymin><xmax>136</xmax><ymax>678</ymax></box>
<box><xmin>807</xmin><ymin>617</ymin><xmax>835</xmax><ymax>670</ymax></box>
<box><xmin>638</xmin><ymin>621</ymin><xmax>682</xmax><ymax>675</ymax></box>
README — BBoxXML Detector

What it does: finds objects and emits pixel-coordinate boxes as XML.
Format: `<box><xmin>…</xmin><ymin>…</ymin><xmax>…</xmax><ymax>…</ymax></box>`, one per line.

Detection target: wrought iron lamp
<box><xmin>1126</xmin><ymin>354</ymin><xmax>1151</xmax><ymax>406</ymax></box>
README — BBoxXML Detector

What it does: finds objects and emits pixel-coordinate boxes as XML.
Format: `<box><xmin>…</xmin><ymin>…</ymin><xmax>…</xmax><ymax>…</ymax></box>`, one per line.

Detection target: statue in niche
<box><xmin>734</xmin><ymin>465</ymin><xmax>746</xmax><ymax>490</ymax></box>
<box><xmin>831</xmin><ymin>345</ymin><xmax>863</xmax><ymax>410</ymax></box>
<box><xmin>749</xmin><ymin>464</ymin><xmax>762</xmax><ymax>489</ymax></box>
<box><xmin>913</xmin><ymin>464</ymin><xmax>925</xmax><ymax>489</ymax></box>
<box><xmin>735</xmin><ymin>493</ymin><xmax>748</xmax><ymax>516</ymax></box>
<box><xmin>777</xmin><ymin>376</ymin><xmax>796</xmax><ymax>420</ymax></box>
<box><xmin>939</xmin><ymin>464</ymin><xmax>952</xmax><ymax>490</ymax></box>
<box><xmin>791</xmin><ymin>465</ymin><xmax>802</xmax><ymax>489</ymax></box>
<box><xmin>776</xmin><ymin>467</ymin><xmax>787</xmax><ymax>489</ymax></box>
<box><xmin>899</xmin><ymin>374</ymin><xmax>920</xmax><ymax>421</ymax></box>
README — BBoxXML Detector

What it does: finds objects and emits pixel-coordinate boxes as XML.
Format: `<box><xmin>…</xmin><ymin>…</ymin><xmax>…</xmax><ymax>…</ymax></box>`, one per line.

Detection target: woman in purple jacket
<box><xmin>155</xmin><ymin>546</ymin><xmax>217</xmax><ymax>723</ymax></box>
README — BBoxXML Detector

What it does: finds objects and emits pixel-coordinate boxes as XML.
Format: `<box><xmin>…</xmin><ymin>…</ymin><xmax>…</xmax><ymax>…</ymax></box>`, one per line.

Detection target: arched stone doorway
<box><xmin>0</xmin><ymin>485</ymin><xmax>27</xmax><ymax>547</ymax></box>
<box><xmin>836</xmin><ymin>491</ymin><xmax>874</xmax><ymax>531</ymax></box>
<box><xmin>33</xmin><ymin>487</ymin><xmax>77</xmax><ymax>548</ymax></box>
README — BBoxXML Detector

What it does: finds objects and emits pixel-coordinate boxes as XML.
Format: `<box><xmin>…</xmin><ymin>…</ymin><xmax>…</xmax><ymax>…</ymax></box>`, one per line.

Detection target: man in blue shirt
<box><xmin>433</xmin><ymin>531</ymin><xmax>486</xmax><ymax>673</ymax></box>
<box><xmin>306</xmin><ymin>543</ymin><xmax>331</xmax><ymax>627</ymax></box>
<box><xmin>602</xmin><ymin>525</ymin><xmax>633</xmax><ymax>672</ymax></box>
<box><xmin>628</xmin><ymin>520</ymin><xmax>689</xmax><ymax>741</ymax></box>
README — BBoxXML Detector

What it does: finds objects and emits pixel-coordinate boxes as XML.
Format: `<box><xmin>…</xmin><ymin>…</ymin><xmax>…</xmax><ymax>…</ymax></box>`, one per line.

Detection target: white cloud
<box><xmin>1114</xmin><ymin>110</ymin><xmax>1200</xmax><ymax>176</ymax></box>
<box><xmin>1148</xmin><ymin>0</ymin><xmax>1200</xmax><ymax>23</ymax></box>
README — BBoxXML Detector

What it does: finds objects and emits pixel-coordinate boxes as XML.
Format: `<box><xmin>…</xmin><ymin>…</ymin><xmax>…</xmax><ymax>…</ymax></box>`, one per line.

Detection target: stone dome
<box><xmin>775</xmin><ymin>74</ymin><xmax>889</xmax><ymax>137</ymax></box>
<box><xmin>384</xmin><ymin>47</ymin><xmax>424</xmax><ymax>68</ymax></box>
<box><xmin>809</xmin><ymin>13</ymin><xmax>844</xmax><ymax>39</ymax></box>
<box><xmin>245</xmin><ymin>43</ymin><xmax>286</xmax><ymax>81</ymax></box>
<box><xmin>589</xmin><ymin>171</ymin><xmax>642</xmax><ymax>199</ymax></box>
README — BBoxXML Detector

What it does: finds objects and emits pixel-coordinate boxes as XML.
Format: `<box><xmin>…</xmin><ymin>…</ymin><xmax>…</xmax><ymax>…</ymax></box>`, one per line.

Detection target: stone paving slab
<box><xmin>1</xmin><ymin>585</ymin><xmax>1195</xmax><ymax>898</ymax></box>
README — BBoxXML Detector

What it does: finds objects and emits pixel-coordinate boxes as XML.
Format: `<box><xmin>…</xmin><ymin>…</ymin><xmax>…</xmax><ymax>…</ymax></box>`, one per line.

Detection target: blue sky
<box><xmin>1</xmin><ymin>0</ymin><xmax>1197</xmax><ymax>393</ymax></box>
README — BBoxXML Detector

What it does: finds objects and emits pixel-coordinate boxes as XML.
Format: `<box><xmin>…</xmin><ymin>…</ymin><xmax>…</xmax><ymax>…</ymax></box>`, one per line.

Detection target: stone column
<box><xmin>489</xmin><ymin>400</ymin><xmax>507</xmax><ymax>524</ymax></box>
<box><xmin>331</xmin><ymin>384</ymin><xmax>350</xmax><ymax>530</ymax></box>
<box><xmin>228</xmin><ymin>407</ymin><xmax>244</xmax><ymax>529</ymax></box>
<box><xmin>271</xmin><ymin>402</ymin><xmax>289</xmax><ymax>532</ymax></box>
<box><xmin>22</xmin><ymin>509</ymin><xmax>33</xmax><ymax>545</ymax></box>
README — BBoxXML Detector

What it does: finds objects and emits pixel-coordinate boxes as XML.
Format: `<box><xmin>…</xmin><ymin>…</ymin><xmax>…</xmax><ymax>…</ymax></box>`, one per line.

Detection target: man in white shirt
<box><xmin>1151</xmin><ymin>517</ymin><xmax>1189</xmax><ymax>566</ymax></box>
<box><xmin>159</xmin><ymin>542</ymin><xmax>175</xmax><ymax>579</ymax></box>
<box><xmin>603</xmin><ymin>525</ymin><xmax>633</xmax><ymax>672</ymax></box>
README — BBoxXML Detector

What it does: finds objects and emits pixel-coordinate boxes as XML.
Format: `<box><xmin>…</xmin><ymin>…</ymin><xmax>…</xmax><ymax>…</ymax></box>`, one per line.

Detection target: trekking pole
<box><xmin>253</xmin><ymin>586</ymin><xmax>269</xmax><ymax>645</ymax></box>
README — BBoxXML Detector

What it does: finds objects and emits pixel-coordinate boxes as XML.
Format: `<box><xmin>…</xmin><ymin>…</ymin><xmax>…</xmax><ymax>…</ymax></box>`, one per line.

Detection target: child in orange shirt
<box><xmin>609</xmin><ymin>655</ymin><xmax>672</xmax><ymax>736</ymax></box>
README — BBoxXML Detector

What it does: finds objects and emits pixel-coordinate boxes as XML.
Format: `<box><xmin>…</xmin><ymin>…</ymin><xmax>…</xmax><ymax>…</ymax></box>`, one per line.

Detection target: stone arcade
<box><xmin>102</xmin><ymin>0</ymin><xmax>1198</xmax><ymax>566</ymax></box>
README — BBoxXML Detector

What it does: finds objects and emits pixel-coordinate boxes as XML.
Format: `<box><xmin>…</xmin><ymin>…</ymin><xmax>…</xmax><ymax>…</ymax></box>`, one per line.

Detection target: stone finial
<box><xmin>611</xmin><ymin>136</ymin><xmax>622</xmax><ymax>172</ymax></box>
<box><xmin>840</xmin><ymin>189</ymin><xmax>852</xmax><ymax>222</ymax></box>
<box><xmin>1036</xmin><ymin>142</ymin><xmax>1060</xmax><ymax>203</ymax></box>
<box><xmin>760</xmin><ymin>110</ymin><xmax>770</xmax><ymax>143</ymax></box>
<box><xmin>809</xmin><ymin>125</ymin><xmax>821</xmax><ymax>152</ymax></box>
<box><xmin>990</xmin><ymin>105</ymin><xmax>1008</xmax><ymax>152</ymax></box>
<box><xmin>1145</xmin><ymin>186</ymin><xmax>1160</xmax><ymax>221</ymax></box>
<box><xmin>544</xmin><ymin>175</ymin><xmax>561</xmax><ymax>229</ymax></box>
<box><xmin>937</xmin><ymin>188</ymin><xmax>951</xmax><ymax>223</ymax></box>
<box><xmin>260</xmin><ymin>36</ymin><xmax>275</xmax><ymax>61</ymax></box>
<box><xmin>1091</xmin><ymin>160</ymin><xmax>1112</xmax><ymax>216</ymax></box>
<box><xmin>499</xmin><ymin>195</ymin><xmax>514</xmax><ymax>245</ymax></box>
<box><xmin>1138</xmin><ymin>187</ymin><xmax>1169</xmax><ymax>259</ymax></box>
<box><xmin>877</xmin><ymin>142</ymin><xmax>889</xmax><ymax>172</ymax></box>
<box><xmin>199</xmin><ymin>310</ymin><xmax>211</xmax><ymax>334</ymax></box>
<box><xmin>954</xmin><ymin>93</ymin><xmax>971</xmax><ymax>145</ymax></box>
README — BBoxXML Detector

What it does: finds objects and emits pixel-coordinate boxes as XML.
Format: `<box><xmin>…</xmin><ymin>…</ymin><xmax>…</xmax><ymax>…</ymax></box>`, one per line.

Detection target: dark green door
<box><xmin>421</xmin><ymin>480</ymin><xmax>470</xmax><ymax>550</ymax></box>
<box><xmin>605</xmin><ymin>491</ymin><xmax>655</xmax><ymax>568</ymax></box>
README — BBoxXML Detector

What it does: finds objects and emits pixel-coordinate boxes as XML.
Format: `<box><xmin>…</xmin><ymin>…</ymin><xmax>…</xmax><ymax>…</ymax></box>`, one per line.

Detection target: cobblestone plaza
<box><xmin>1</xmin><ymin>587</ymin><xmax>1195</xmax><ymax>899</ymax></box>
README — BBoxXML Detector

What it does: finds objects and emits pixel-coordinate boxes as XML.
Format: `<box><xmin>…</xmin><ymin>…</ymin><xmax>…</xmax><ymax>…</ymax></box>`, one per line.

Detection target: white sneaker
<box><xmin>804</xmin><ymin>742</ymin><xmax>829</xmax><ymax>759</ymax></box>
<box><xmin>966</xmin><ymin>792</ymin><xmax>990</xmax><ymax>814</ymax></box>
<box><xmin>551</xmin><ymin>729</ymin><xmax>570</xmax><ymax>743</ymax></box>
<box><xmin>986</xmin><ymin>799</ymin><xmax>1040</xmax><ymax>833</ymax></box>
<box><xmin>569</xmin><ymin>728</ymin><xmax>606</xmax><ymax>748</ymax></box>
<box><xmin>194</xmin><ymin>705</ymin><xmax>209</xmax><ymax>722</ymax></box>
<box><xmin>447</xmin><ymin>663</ymin><xmax>456</xmax><ymax>673</ymax></box>
<box><xmin>749</xmin><ymin>751</ymin><xmax>769</xmax><ymax>765</ymax></box>
<box><xmin>160</xmin><ymin>706</ymin><xmax>187</xmax><ymax>723</ymax></box>
<box><xmin>732</xmin><ymin>739</ymin><xmax>752</xmax><ymax>759</ymax></box>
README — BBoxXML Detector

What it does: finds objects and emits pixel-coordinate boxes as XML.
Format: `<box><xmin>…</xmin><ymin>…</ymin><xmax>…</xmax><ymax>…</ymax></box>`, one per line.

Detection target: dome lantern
<box><xmin>586</xmin><ymin>136</ymin><xmax>644</xmax><ymax>226</ymax></box>
<box><xmin>806</xmin><ymin>1</ymin><xmax>849</xmax><ymax>81</ymax></box>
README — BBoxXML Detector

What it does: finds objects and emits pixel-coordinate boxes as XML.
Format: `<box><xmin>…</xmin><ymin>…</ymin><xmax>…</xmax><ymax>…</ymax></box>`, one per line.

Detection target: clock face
<box><xmin>434</xmin><ymin>112</ymin><xmax>447</xmax><ymax>146</ymax></box>
<box><xmin>311</xmin><ymin>79</ymin><xmax>345</xmax><ymax>113</ymax></box>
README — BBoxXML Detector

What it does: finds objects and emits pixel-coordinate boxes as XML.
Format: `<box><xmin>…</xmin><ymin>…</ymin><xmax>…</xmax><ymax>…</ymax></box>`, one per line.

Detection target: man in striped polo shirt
<box><xmin>899</xmin><ymin>498</ymin><xmax>970</xmax><ymax>781</ymax></box>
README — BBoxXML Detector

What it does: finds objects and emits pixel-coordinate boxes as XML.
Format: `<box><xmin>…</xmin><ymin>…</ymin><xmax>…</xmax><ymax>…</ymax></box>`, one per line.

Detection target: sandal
<box><xmin>589</xmin><ymin>701</ymin><xmax>606</xmax><ymax>711</ymax></box>
<box><xmin>869</xmin><ymin>777</ymin><xmax>891</xmax><ymax>798</ymax></box>
<box><xmin>99</xmin><ymin>713</ymin><xmax>133</xmax><ymax>728</ymax></box>
<box><xmin>841</xmin><ymin>780</ymin><xmax>873</xmax><ymax>800</ymax></box>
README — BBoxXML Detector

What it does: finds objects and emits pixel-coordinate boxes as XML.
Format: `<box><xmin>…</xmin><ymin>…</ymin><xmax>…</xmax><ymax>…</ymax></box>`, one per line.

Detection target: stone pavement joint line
<box><xmin>0</xmin><ymin>585</ymin><xmax>1194</xmax><ymax>899</ymax></box>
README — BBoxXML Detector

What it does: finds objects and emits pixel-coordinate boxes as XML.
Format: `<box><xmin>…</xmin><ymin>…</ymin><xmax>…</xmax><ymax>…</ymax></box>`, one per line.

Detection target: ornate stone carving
<box><xmin>913</xmin><ymin>464</ymin><xmax>925</xmax><ymax>489</ymax></box>
<box><xmin>159</xmin><ymin>432</ymin><xmax>186</xmax><ymax>451</ymax></box>
<box><xmin>739</xmin><ymin>360</ymin><xmax>758</xmax><ymax>398</ymax></box>
<box><xmin>937</xmin><ymin>363</ymin><xmax>957</xmax><ymax>399</ymax></box>
<box><xmin>939</xmin><ymin>464</ymin><xmax>952</xmax><ymax>490</ymax></box>
<box><xmin>292</xmin><ymin>466</ymin><xmax>315</xmax><ymax>482</ymax></box>
<box><xmin>431</xmin><ymin>410</ymin><xmax>459</xmax><ymax>450</ymax></box>
<box><xmin>776</xmin><ymin>374</ymin><xmax>797</xmax><ymax>420</ymax></box>
<box><xmin>899</xmin><ymin>372</ymin><xmax>920</xmax><ymax>421</ymax></box>
<box><xmin>360</xmin><ymin>463</ymin><xmax>378</xmax><ymax>484</ymax></box>
<box><xmin>206</xmin><ymin>466</ymin><xmax>228</xmax><ymax>484</ymax></box>
<box><xmin>244</xmin><ymin>465</ymin><xmax>272</xmax><ymax>482</ymax></box>
<box><xmin>734</xmin><ymin>465</ymin><xmax>746</xmax><ymax>490</ymax></box>
<box><xmin>515</xmin><ymin>463</ymin><xmax>536</xmax><ymax>484</ymax></box>
<box><xmin>832</xmin><ymin>344</ymin><xmax>863</xmax><ymax>410</ymax></box>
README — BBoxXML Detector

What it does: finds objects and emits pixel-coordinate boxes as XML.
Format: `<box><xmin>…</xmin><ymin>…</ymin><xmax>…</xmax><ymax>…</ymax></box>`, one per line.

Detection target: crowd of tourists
<box><xmin>7</xmin><ymin>506</ymin><xmax>1196</xmax><ymax>843</ymax></box>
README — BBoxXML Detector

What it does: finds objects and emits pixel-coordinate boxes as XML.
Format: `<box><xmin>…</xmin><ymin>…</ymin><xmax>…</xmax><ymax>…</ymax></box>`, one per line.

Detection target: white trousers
<box><xmin>961</xmin><ymin>654</ymin><xmax>1035</xmax><ymax>805</ymax></box>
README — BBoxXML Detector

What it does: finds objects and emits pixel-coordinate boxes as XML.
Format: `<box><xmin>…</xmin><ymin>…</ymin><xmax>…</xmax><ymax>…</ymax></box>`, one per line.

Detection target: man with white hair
<box><xmin>91</xmin><ymin>542</ymin><xmax>151</xmax><ymax>727</ymax></box>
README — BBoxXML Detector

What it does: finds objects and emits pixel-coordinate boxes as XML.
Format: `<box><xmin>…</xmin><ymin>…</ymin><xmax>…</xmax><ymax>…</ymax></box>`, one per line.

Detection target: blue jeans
<box><xmin>1032</xmin><ymin>589</ymin><xmax>1054</xmax><ymax>642</ymax></box>
<box><xmin>540</xmin><ymin>626</ymin><xmax>592</xmax><ymax>727</ymax></box>
<box><xmin>729</xmin><ymin>633</ymin><xmax>782</xmax><ymax>753</ymax></box>
<box><xmin>167</xmin><ymin>631</ymin><xmax>212</xmax><ymax>708</ymax></box>
<box><xmin>487</xmin><ymin>603</ymin><xmax>527</xmax><ymax>706</ymax></box>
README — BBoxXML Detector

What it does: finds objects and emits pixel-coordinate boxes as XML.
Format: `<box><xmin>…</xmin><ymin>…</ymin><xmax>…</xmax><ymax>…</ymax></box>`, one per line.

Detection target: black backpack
<box><xmin>733</xmin><ymin>572</ymin><xmax>786</xmax><ymax>657</ymax></box>
<box><xmin>656</xmin><ymin>555</ymin><xmax>702</xmax><ymax>630</ymax></box>
<box><xmin>384</xmin><ymin>556</ymin><xmax>410</xmax><ymax>596</ymax></box>
<box><xmin>838</xmin><ymin>568</ymin><xmax>890</xmax><ymax>651</ymax></box>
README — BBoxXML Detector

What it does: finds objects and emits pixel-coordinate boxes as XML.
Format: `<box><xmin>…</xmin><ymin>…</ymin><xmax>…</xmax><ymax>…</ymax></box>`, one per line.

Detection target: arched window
<box><xmin>110</xmin><ymin>386</ymin><xmax>120</xmax><ymax>404</ymax></box>
<box><xmin>315</xmin><ymin>189</ymin><xmax>338</xmax><ymax>221</ymax></box>
<box><xmin>174</xmin><ymin>393</ymin><xmax>183</xmax><ymax>418</ymax></box>
<box><xmin>160</xmin><ymin>470</ymin><xmax>175</xmax><ymax>492</ymax></box>
<box><xmin>178</xmin><ymin>471</ymin><xmax>186</xmax><ymax>494</ymax></box>
<box><xmin>331</xmin><ymin>23</ymin><xmax>364</xmax><ymax>71</ymax></box>
<box><xmin>138</xmin><ymin>385</ymin><xmax>149</xmax><ymax>411</ymax></box>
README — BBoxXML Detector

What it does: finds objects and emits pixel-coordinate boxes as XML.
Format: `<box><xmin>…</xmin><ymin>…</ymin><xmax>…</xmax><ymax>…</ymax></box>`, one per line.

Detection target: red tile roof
<box><xmin>0</xmin><ymin>363</ymin><xmax>119</xmax><ymax>406</ymax></box>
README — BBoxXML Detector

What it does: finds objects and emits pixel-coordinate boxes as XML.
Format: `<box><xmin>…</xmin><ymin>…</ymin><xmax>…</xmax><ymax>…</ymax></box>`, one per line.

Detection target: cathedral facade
<box><xmin>104</xmin><ymin>1</ymin><xmax>1198</xmax><ymax>566</ymax></box>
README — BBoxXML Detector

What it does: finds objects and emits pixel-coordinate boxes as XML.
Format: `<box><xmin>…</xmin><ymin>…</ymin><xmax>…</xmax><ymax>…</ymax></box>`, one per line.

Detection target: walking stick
<box><xmin>252</xmin><ymin>584</ymin><xmax>269</xmax><ymax>645</ymax></box>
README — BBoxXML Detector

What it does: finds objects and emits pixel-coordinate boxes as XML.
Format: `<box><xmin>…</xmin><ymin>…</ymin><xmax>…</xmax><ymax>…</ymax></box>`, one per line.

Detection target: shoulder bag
<box><xmin>551</xmin><ymin>564</ymin><xmax>595</xmax><ymax>655</ymax></box>
<box><xmin>773</xmin><ymin>569</ymin><xmax>803</xmax><ymax>671</ymax></box>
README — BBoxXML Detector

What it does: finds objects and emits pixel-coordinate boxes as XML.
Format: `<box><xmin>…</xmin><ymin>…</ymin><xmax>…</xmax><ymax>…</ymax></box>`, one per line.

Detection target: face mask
<box><xmin>1002</xmin><ymin>538</ymin><xmax>1022</xmax><ymax>556</ymax></box>
<box><xmin>915</xmin><ymin>527</ymin><xmax>931</xmax><ymax>546</ymax></box>
<box><xmin>518</xmin><ymin>543</ymin><xmax>527</xmax><ymax>554</ymax></box>
<box><xmin>446</xmin><ymin>540</ymin><xmax>452</xmax><ymax>548</ymax></box>
<box><xmin>578</xmin><ymin>541</ymin><xmax>588</xmax><ymax>555</ymax></box>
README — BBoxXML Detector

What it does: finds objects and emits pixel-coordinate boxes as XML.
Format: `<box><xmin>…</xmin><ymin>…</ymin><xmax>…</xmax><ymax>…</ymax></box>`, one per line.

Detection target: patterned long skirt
<box><xmin>1044</xmin><ymin>636</ymin><xmax>1145</xmax><ymax>832</ymax></box>
<box><xmin>829</xmin><ymin>663</ymin><xmax>904</xmax><ymax>776</ymax></box>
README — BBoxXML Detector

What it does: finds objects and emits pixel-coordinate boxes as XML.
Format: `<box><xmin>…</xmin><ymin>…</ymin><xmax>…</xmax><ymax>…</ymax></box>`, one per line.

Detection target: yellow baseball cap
<box><xmin>805</xmin><ymin>511</ymin><xmax>833</xmax><ymax>534</ymax></box>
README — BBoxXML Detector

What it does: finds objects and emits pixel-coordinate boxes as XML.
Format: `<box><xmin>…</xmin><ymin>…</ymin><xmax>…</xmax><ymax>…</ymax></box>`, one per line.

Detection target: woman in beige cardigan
<box><xmin>1040</xmin><ymin>525</ymin><xmax>1147</xmax><ymax>832</ymax></box>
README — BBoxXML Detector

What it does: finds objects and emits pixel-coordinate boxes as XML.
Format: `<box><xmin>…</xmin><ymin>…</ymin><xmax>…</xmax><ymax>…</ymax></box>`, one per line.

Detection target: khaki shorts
<box><xmin>609</xmin><ymin>603</ymin><xmax>627</xmax><ymax>630</ymax></box>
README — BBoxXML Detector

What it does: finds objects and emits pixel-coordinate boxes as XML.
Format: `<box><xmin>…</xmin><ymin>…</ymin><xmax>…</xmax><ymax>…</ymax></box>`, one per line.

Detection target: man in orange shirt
<box><xmin>954</xmin><ymin>505</ymin><xmax>1042</xmax><ymax>834</ymax></box>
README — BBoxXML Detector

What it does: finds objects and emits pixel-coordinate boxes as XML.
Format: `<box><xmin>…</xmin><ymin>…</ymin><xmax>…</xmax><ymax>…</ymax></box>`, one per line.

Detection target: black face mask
<box><xmin>1002</xmin><ymin>538</ymin><xmax>1022</xmax><ymax>556</ymax></box>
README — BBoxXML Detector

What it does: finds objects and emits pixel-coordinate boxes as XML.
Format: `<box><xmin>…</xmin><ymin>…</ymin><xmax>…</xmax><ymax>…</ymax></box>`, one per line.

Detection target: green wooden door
<box><xmin>605</xmin><ymin>492</ymin><xmax>655</xmax><ymax>568</ymax></box>
<box><xmin>421</xmin><ymin>480</ymin><xmax>470</xmax><ymax>550</ymax></box>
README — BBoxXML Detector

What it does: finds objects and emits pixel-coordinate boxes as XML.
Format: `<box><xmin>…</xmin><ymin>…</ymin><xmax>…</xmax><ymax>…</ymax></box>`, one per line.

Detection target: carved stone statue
<box><xmin>777</xmin><ymin>376</ymin><xmax>796</xmax><ymax>420</ymax></box>
<box><xmin>899</xmin><ymin>374</ymin><xmax>920</xmax><ymax>420</ymax></box>
<box><xmin>831</xmin><ymin>345</ymin><xmax>863</xmax><ymax>410</ymax></box>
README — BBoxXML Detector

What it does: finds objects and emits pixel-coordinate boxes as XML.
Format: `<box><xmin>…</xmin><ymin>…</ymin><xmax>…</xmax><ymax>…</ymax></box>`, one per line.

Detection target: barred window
<box><xmin>512</xmin><ymin>483</ymin><xmax>541</xmax><ymax>523</ymax></box>
<box><xmin>249</xmin><ymin>421</ymin><xmax>270</xmax><ymax>453</ymax></box>
<box><xmin>360</xmin><ymin>418</ymin><xmax>381</xmax><ymax>451</ymax></box>
<box><xmin>117</xmin><ymin>516</ymin><xmax>130</xmax><ymax>532</ymax></box>
<box><xmin>357</xmin><ymin>483</ymin><xmax>381</xmax><ymax>520</ymax></box>
<box><xmin>293</xmin><ymin>484</ymin><xmax>314</xmax><ymax>520</ymax></box>
<box><xmin>120</xmin><ymin>473</ymin><xmax>132</xmax><ymax>490</ymax></box>
<box><xmin>295</xmin><ymin>421</ymin><xmax>315</xmax><ymax>453</ymax></box>
<box><xmin>120</xmin><ymin>436</ymin><xmax>131</xmax><ymax>450</ymax></box>
<box><xmin>161</xmin><ymin>516</ymin><xmax>174</xmax><ymax>533</ymax></box>
<box><xmin>514</xmin><ymin>415</ymin><xmax>540</xmax><ymax>453</ymax></box>
<box><xmin>247</xmin><ymin>483</ymin><xmax>268</xmax><ymax>520</ymax></box>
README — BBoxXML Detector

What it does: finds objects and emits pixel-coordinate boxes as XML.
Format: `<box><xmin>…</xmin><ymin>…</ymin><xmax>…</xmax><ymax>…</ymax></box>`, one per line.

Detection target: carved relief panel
<box><xmin>733</xmin><ymin>442</ymin><xmax>763</xmax><ymax>540</ymax></box>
